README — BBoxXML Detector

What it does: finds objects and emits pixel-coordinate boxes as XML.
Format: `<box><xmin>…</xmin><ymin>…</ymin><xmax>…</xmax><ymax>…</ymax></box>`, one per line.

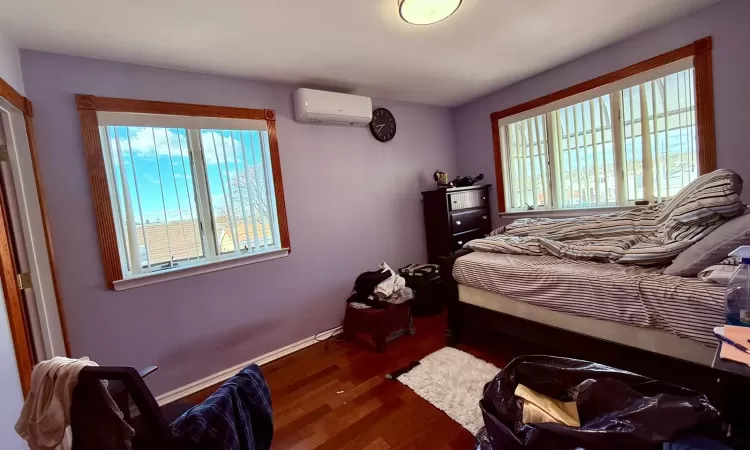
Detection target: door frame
<box><xmin>0</xmin><ymin>76</ymin><xmax>70</xmax><ymax>395</ymax></box>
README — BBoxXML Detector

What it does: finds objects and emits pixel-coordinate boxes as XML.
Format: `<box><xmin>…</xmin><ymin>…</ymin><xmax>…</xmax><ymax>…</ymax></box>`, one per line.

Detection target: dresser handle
<box><xmin>482</xmin><ymin>215</ymin><xmax>488</xmax><ymax>220</ymax></box>
<box><xmin>482</xmin><ymin>196</ymin><xmax>486</xmax><ymax>200</ymax></box>
<box><xmin>455</xmin><ymin>220</ymin><xmax>462</xmax><ymax>225</ymax></box>
<box><xmin>457</xmin><ymin>241</ymin><xmax>463</xmax><ymax>245</ymax></box>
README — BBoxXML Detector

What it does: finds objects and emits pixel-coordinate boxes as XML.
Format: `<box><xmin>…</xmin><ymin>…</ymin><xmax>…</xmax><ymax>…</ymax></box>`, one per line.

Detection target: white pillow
<box><xmin>697</xmin><ymin>257</ymin><xmax>740</xmax><ymax>286</ymax></box>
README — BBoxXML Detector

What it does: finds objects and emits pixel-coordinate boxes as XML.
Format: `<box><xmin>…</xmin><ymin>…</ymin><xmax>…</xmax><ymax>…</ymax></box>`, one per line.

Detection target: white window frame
<box><xmin>95</xmin><ymin>112</ymin><xmax>287</xmax><ymax>290</ymax></box>
<box><xmin>497</xmin><ymin>58</ymin><xmax>698</xmax><ymax>215</ymax></box>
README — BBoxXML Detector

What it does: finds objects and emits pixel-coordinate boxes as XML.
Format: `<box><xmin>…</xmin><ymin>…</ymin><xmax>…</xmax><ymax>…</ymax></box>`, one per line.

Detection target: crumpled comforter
<box><xmin>465</xmin><ymin>169</ymin><xmax>745</xmax><ymax>265</ymax></box>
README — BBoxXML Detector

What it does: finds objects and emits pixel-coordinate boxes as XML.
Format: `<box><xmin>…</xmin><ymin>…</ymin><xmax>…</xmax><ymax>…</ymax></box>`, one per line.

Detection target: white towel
<box><xmin>374</xmin><ymin>261</ymin><xmax>406</xmax><ymax>299</ymax></box>
<box><xmin>698</xmin><ymin>263</ymin><xmax>738</xmax><ymax>286</ymax></box>
<box><xmin>16</xmin><ymin>357</ymin><xmax>98</xmax><ymax>450</ymax></box>
<box><xmin>382</xmin><ymin>286</ymin><xmax>414</xmax><ymax>305</ymax></box>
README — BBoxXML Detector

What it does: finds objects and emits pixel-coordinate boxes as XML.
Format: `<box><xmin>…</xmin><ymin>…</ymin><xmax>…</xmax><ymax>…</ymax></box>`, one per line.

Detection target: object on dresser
<box><xmin>433</xmin><ymin>170</ymin><xmax>451</xmax><ymax>187</ymax></box>
<box><xmin>421</xmin><ymin>184</ymin><xmax>492</xmax><ymax>263</ymax></box>
<box><xmin>451</xmin><ymin>173</ymin><xmax>484</xmax><ymax>187</ymax></box>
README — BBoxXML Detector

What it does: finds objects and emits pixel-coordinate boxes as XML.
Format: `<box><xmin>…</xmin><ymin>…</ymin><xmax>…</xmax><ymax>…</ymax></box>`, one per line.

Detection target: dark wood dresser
<box><xmin>421</xmin><ymin>184</ymin><xmax>492</xmax><ymax>263</ymax></box>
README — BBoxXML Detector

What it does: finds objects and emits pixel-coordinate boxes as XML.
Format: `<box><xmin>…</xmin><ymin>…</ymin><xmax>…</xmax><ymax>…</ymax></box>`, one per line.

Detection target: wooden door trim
<box><xmin>0</xmin><ymin>77</ymin><xmax>73</xmax><ymax>394</ymax></box>
<box><xmin>23</xmin><ymin>114</ymin><xmax>72</xmax><ymax>356</ymax></box>
<box><xmin>0</xmin><ymin>77</ymin><xmax>30</xmax><ymax>116</ymax></box>
<box><xmin>489</xmin><ymin>37</ymin><xmax>715</xmax><ymax>212</ymax></box>
<box><xmin>0</xmin><ymin>184</ymin><xmax>33</xmax><ymax>395</ymax></box>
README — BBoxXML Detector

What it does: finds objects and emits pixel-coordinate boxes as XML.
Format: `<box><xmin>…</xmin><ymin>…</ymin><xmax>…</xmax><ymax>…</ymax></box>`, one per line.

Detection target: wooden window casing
<box><xmin>76</xmin><ymin>95</ymin><xmax>291</xmax><ymax>288</ymax></box>
<box><xmin>490</xmin><ymin>37</ymin><xmax>716</xmax><ymax>213</ymax></box>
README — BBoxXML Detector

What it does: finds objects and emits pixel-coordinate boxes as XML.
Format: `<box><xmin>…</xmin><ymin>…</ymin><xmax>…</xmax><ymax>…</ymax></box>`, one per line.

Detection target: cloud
<box><xmin>107</xmin><ymin>126</ymin><xmax>182</xmax><ymax>160</ymax></box>
<box><xmin>200</xmin><ymin>130</ymin><xmax>259</xmax><ymax>166</ymax></box>
<box><xmin>107</xmin><ymin>126</ymin><xmax>266</xmax><ymax>168</ymax></box>
<box><xmin>142</xmin><ymin>173</ymin><xmax>160</xmax><ymax>185</ymax></box>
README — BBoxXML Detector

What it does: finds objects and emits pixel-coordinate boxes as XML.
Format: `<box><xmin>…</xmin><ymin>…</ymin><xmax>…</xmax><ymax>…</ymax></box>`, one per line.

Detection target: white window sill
<box><xmin>500</xmin><ymin>205</ymin><xmax>635</xmax><ymax>219</ymax></box>
<box><xmin>113</xmin><ymin>248</ymin><xmax>289</xmax><ymax>291</ymax></box>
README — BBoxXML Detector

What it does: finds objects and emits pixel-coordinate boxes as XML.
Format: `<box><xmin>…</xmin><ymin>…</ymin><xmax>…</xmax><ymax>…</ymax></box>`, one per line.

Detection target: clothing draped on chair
<box><xmin>170</xmin><ymin>364</ymin><xmax>273</xmax><ymax>450</ymax></box>
<box><xmin>16</xmin><ymin>357</ymin><xmax>99</xmax><ymax>450</ymax></box>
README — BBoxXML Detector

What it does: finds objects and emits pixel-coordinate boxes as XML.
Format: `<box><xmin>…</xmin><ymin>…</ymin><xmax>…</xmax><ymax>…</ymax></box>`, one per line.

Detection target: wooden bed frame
<box><xmin>439</xmin><ymin>250</ymin><xmax>720</xmax><ymax>397</ymax></box>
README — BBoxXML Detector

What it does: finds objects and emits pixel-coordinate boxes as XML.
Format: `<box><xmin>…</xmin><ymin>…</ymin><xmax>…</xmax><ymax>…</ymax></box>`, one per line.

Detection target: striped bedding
<box><xmin>465</xmin><ymin>169</ymin><xmax>745</xmax><ymax>265</ymax></box>
<box><xmin>453</xmin><ymin>252</ymin><xmax>725</xmax><ymax>346</ymax></box>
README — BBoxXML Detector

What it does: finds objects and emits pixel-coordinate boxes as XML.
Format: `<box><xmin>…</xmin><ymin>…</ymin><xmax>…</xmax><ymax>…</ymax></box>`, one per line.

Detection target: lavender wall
<box><xmin>453</xmin><ymin>0</ymin><xmax>750</xmax><ymax>228</ymax></box>
<box><xmin>20</xmin><ymin>51</ymin><xmax>457</xmax><ymax>395</ymax></box>
<box><xmin>0</xmin><ymin>29</ymin><xmax>24</xmax><ymax>95</ymax></box>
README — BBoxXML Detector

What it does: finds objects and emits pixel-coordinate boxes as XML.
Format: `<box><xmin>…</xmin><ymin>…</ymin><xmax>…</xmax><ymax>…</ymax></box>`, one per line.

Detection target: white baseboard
<box><xmin>155</xmin><ymin>326</ymin><xmax>342</xmax><ymax>406</ymax></box>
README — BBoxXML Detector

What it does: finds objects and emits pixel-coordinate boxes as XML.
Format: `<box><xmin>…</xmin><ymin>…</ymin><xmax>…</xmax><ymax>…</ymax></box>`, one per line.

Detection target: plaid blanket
<box><xmin>465</xmin><ymin>169</ymin><xmax>745</xmax><ymax>265</ymax></box>
<box><xmin>170</xmin><ymin>364</ymin><xmax>273</xmax><ymax>450</ymax></box>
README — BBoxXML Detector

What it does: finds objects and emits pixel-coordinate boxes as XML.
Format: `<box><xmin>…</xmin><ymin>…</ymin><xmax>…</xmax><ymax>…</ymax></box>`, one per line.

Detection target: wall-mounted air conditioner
<box><xmin>293</xmin><ymin>88</ymin><xmax>372</xmax><ymax>125</ymax></box>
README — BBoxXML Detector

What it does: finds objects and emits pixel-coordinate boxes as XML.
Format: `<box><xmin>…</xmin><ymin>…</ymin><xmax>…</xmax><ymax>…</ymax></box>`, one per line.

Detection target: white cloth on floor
<box><xmin>374</xmin><ymin>261</ymin><xmax>406</xmax><ymax>299</ymax></box>
<box><xmin>16</xmin><ymin>356</ymin><xmax>98</xmax><ymax>450</ymax></box>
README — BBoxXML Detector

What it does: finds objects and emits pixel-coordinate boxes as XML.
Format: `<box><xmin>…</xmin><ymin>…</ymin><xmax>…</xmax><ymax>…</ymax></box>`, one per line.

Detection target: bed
<box><xmin>443</xmin><ymin>169</ymin><xmax>743</xmax><ymax>370</ymax></box>
<box><xmin>451</xmin><ymin>251</ymin><xmax>724</xmax><ymax>365</ymax></box>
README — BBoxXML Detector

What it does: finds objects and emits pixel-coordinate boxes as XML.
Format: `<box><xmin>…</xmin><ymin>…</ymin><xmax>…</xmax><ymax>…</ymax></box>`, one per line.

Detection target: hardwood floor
<box><xmin>179</xmin><ymin>313</ymin><xmax>537</xmax><ymax>449</ymax></box>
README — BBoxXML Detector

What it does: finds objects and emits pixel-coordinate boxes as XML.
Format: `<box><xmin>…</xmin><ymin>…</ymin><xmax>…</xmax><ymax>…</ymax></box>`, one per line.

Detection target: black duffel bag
<box><xmin>477</xmin><ymin>355</ymin><xmax>721</xmax><ymax>450</ymax></box>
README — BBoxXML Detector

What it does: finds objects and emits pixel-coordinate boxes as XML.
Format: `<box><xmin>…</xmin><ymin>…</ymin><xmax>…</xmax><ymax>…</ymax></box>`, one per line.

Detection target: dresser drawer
<box><xmin>452</xmin><ymin>229</ymin><xmax>487</xmax><ymax>251</ymax></box>
<box><xmin>450</xmin><ymin>209</ymin><xmax>490</xmax><ymax>234</ymax></box>
<box><xmin>448</xmin><ymin>190</ymin><xmax>488</xmax><ymax>211</ymax></box>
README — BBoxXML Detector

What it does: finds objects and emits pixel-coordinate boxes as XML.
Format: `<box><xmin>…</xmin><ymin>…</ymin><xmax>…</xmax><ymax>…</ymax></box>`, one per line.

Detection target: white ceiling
<box><xmin>0</xmin><ymin>0</ymin><xmax>717</xmax><ymax>107</ymax></box>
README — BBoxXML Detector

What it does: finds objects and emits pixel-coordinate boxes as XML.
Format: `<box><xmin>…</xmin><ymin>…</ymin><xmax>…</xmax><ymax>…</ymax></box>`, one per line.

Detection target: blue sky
<box><xmin>106</xmin><ymin>127</ymin><xmax>270</xmax><ymax>225</ymax></box>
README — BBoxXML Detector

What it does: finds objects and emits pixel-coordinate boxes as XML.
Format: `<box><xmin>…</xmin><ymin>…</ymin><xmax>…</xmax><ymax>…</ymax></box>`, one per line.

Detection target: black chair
<box><xmin>70</xmin><ymin>366</ymin><xmax>188</xmax><ymax>450</ymax></box>
<box><xmin>71</xmin><ymin>363</ymin><xmax>273</xmax><ymax>450</ymax></box>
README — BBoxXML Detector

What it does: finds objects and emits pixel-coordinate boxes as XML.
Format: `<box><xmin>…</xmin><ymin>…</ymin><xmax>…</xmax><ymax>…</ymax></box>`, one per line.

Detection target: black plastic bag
<box><xmin>478</xmin><ymin>355</ymin><xmax>721</xmax><ymax>450</ymax></box>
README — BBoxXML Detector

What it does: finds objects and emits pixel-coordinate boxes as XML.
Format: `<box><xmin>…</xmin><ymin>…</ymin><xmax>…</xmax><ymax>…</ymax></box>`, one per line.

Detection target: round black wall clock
<box><xmin>369</xmin><ymin>108</ymin><xmax>396</xmax><ymax>142</ymax></box>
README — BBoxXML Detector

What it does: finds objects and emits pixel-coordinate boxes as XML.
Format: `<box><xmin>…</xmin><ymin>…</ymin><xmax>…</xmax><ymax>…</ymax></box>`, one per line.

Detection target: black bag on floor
<box><xmin>478</xmin><ymin>355</ymin><xmax>721</xmax><ymax>450</ymax></box>
<box><xmin>402</xmin><ymin>273</ymin><xmax>445</xmax><ymax>316</ymax></box>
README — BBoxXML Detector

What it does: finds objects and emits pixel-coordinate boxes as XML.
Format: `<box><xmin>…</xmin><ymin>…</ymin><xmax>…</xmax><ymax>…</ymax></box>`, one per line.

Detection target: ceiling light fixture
<box><xmin>399</xmin><ymin>0</ymin><xmax>462</xmax><ymax>25</ymax></box>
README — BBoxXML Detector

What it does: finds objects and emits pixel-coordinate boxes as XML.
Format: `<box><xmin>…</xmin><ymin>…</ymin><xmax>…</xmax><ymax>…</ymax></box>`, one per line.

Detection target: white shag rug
<box><xmin>397</xmin><ymin>347</ymin><xmax>500</xmax><ymax>435</ymax></box>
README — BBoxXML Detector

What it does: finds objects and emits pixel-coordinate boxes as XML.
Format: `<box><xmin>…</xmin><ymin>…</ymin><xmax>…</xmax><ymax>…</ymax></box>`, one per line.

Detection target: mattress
<box><xmin>453</xmin><ymin>252</ymin><xmax>725</xmax><ymax>347</ymax></box>
<box><xmin>457</xmin><ymin>284</ymin><xmax>715</xmax><ymax>366</ymax></box>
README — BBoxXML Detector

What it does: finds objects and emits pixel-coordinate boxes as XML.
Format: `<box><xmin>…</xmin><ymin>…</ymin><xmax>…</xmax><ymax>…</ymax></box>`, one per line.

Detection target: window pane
<box><xmin>499</xmin><ymin>65</ymin><xmax>697</xmax><ymax>212</ymax></box>
<box><xmin>621</xmin><ymin>68</ymin><xmax>697</xmax><ymax>201</ymax></box>
<box><xmin>503</xmin><ymin>115</ymin><xmax>549</xmax><ymax>210</ymax></box>
<box><xmin>102</xmin><ymin>126</ymin><xmax>204</xmax><ymax>275</ymax></box>
<box><xmin>200</xmin><ymin>129</ymin><xmax>279</xmax><ymax>256</ymax></box>
<box><xmin>552</xmin><ymin>95</ymin><xmax>614</xmax><ymax>209</ymax></box>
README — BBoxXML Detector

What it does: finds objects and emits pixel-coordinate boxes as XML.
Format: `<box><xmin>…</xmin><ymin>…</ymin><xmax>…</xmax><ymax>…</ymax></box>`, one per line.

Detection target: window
<box><xmin>492</xmin><ymin>38</ymin><xmax>716</xmax><ymax>213</ymax></box>
<box><xmin>77</xmin><ymin>96</ymin><xmax>290</xmax><ymax>289</ymax></box>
